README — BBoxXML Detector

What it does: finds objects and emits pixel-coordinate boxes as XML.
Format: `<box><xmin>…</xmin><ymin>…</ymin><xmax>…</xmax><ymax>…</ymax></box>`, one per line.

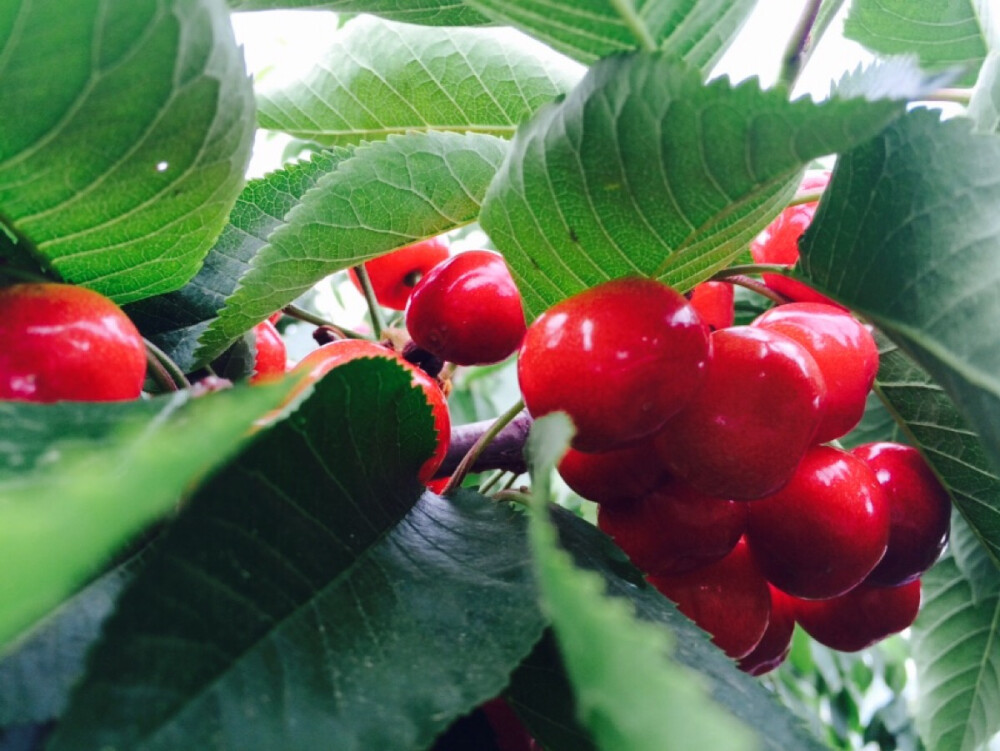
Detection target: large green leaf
<box><xmin>0</xmin><ymin>0</ymin><xmax>254</xmax><ymax>304</ymax></box>
<box><xmin>911</xmin><ymin>515</ymin><xmax>1000</xmax><ymax>751</ymax></box>
<box><xmin>797</xmin><ymin>110</ymin><xmax>1000</xmax><ymax>501</ymax></box>
<box><xmin>125</xmin><ymin>149</ymin><xmax>352</xmax><ymax>371</ymax></box>
<box><xmin>844</xmin><ymin>0</ymin><xmax>996</xmax><ymax>87</ymax></box>
<box><xmin>257</xmin><ymin>15</ymin><xmax>579</xmax><ymax>147</ymax></box>
<box><xmin>195</xmin><ymin>131</ymin><xmax>508</xmax><ymax>364</ymax></box>
<box><xmin>49</xmin><ymin>358</ymin><xmax>544</xmax><ymax>750</ymax></box>
<box><xmin>480</xmin><ymin>53</ymin><xmax>945</xmax><ymax>320</ymax></box>
<box><xmin>464</xmin><ymin>0</ymin><xmax>756</xmax><ymax>70</ymax></box>
<box><xmin>0</xmin><ymin>380</ymin><xmax>301</xmax><ymax>651</ymax></box>
<box><xmin>228</xmin><ymin>0</ymin><xmax>490</xmax><ymax>25</ymax></box>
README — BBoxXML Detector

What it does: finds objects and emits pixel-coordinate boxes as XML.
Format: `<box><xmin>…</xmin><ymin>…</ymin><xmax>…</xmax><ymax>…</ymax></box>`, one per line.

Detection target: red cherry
<box><xmin>649</xmin><ymin>538</ymin><xmax>770</xmax><ymax>659</ymax></box>
<box><xmin>794</xmin><ymin>580</ymin><xmax>921</xmax><ymax>652</ymax></box>
<box><xmin>517</xmin><ymin>278</ymin><xmax>709</xmax><ymax>453</ymax></box>
<box><xmin>425</xmin><ymin>476</ymin><xmax>450</xmax><ymax>494</ymax></box>
<box><xmin>557</xmin><ymin>439</ymin><xmax>671</xmax><ymax>507</ymax></box>
<box><xmin>751</xmin><ymin>172</ymin><xmax>841</xmax><ymax>307</ymax></box>
<box><xmin>752</xmin><ymin>302</ymin><xmax>878</xmax><ymax>442</ymax></box>
<box><xmin>0</xmin><ymin>282</ymin><xmax>146</xmax><ymax>402</ymax></box>
<box><xmin>480</xmin><ymin>698</ymin><xmax>538</xmax><ymax>751</ymax></box>
<box><xmin>654</xmin><ymin>326</ymin><xmax>826</xmax><ymax>500</ymax></box>
<box><xmin>851</xmin><ymin>443</ymin><xmax>951</xmax><ymax>587</ymax></box>
<box><xmin>292</xmin><ymin>339</ymin><xmax>450</xmax><ymax>483</ymax></box>
<box><xmin>268</xmin><ymin>311</ymin><xmax>283</xmax><ymax>325</ymax></box>
<box><xmin>598</xmin><ymin>476</ymin><xmax>747</xmax><ymax>575</ymax></box>
<box><xmin>349</xmin><ymin>236</ymin><xmax>450</xmax><ymax>311</ymax></box>
<box><xmin>746</xmin><ymin>445</ymin><xmax>890</xmax><ymax>600</ymax></box>
<box><xmin>250</xmin><ymin>320</ymin><xmax>287</xmax><ymax>383</ymax></box>
<box><xmin>689</xmin><ymin>282</ymin><xmax>734</xmax><ymax>331</ymax></box>
<box><xmin>405</xmin><ymin>250</ymin><xmax>526</xmax><ymax>366</ymax></box>
<box><xmin>737</xmin><ymin>584</ymin><xmax>796</xmax><ymax>675</ymax></box>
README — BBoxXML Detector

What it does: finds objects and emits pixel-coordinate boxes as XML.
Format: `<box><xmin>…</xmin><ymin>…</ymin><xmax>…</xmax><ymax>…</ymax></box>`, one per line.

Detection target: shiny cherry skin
<box><xmin>250</xmin><ymin>320</ymin><xmax>287</xmax><ymax>383</ymax></box>
<box><xmin>0</xmin><ymin>282</ymin><xmax>146</xmax><ymax>402</ymax></box>
<box><xmin>557</xmin><ymin>438</ymin><xmax>671</xmax><ymax>507</ymax></box>
<box><xmin>751</xmin><ymin>172</ymin><xmax>841</xmax><ymax>307</ymax></box>
<box><xmin>349</xmin><ymin>236</ymin><xmax>450</xmax><ymax>311</ymax></box>
<box><xmin>598</xmin><ymin>476</ymin><xmax>747</xmax><ymax>575</ymax></box>
<box><xmin>654</xmin><ymin>326</ymin><xmax>826</xmax><ymax>500</ymax></box>
<box><xmin>794</xmin><ymin>579</ymin><xmax>921</xmax><ymax>652</ymax></box>
<box><xmin>649</xmin><ymin>537</ymin><xmax>770</xmax><ymax>659</ymax></box>
<box><xmin>405</xmin><ymin>250</ymin><xmax>526</xmax><ymax>366</ymax></box>
<box><xmin>292</xmin><ymin>339</ymin><xmax>450</xmax><ymax>483</ymax></box>
<box><xmin>746</xmin><ymin>445</ymin><xmax>890</xmax><ymax>600</ymax></box>
<box><xmin>737</xmin><ymin>584</ymin><xmax>796</xmax><ymax>675</ymax></box>
<box><xmin>752</xmin><ymin>302</ymin><xmax>878</xmax><ymax>442</ymax></box>
<box><xmin>851</xmin><ymin>443</ymin><xmax>951</xmax><ymax>587</ymax></box>
<box><xmin>689</xmin><ymin>281</ymin><xmax>734</xmax><ymax>331</ymax></box>
<box><xmin>517</xmin><ymin>277</ymin><xmax>709</xmax><ymax>453</ymax></box>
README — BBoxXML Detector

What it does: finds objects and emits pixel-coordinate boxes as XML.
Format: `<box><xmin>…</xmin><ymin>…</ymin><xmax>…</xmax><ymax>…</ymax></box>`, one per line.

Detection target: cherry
<box><xmin>851</xmin><ymin>443</ymin><xmax>951</xmax><ymax>587</ymax></box>
<box><xmin>405</xmin><ymin>250</ymin><xmax>526</xmax><ymax>366</ymax></box>
<box><xmin>480</xmin><ymin>698</ymin><xmax>539</xmax><ymax>751</ymax></box>
<box><xmin>291</xmin><ymin>339</ymin><xmax>450</xmax><ymax>483</ymax></box>
<box><xmin>598</xmin><ymin>476</ymin><xmax>746</xmax><ymax>576</ymax></box>
<box><xmin>737</xmin><ymin>584</ymin><xmax>796</xmax><ymax>675</ymax></box>
<box><xmin>688</xmin><ymin>281</ymin><xmax>734</xmax><ymax>331</ymax></box>
<box><xmin>794</xmin><ymin>579</ymin><xmax>921</xmax><ymax>652</ymax></box>
<box><xmin>349</xmin><ymin>236</ymin><xmax>450</xmax><ymax>311</ymax></box>
<box><xmin>517</xmin><ymin>277</ymin><xmax>709</xmax><ymax>453</ymax></box>
<box><xmin>746</xmin><ymin>445</ymin><xmax>890</xmax><ymax>600</ymax></box>
<box><xmin>752</xmin><ymin>302</ymin><xmax>878</xmax><ymax>442</ymax></box>
<box><xmin>649</xmin><ymin>537</ymin><xmax>770</xmax><ymax>660</ymax></box>
<box><xmin>557</xmin><ymin>439</ymin><xmax>671</xmax><ymax>507</ymax></box>
<box><xmin>0</xmin><ymin>282</ymin><xmax>146</xmax><ymax>402</ymax></box>
<box><xmin>250</xmin><ymin>320</ymin><xmax>287</xmax><ymax>383</ymax></box>
<box><xmin>654</xmin><ymin>326</ymin><xmax>826</xmax><ymax>500</ymax></box>
<box><xmin>750</xmin><ymin>172</ymin><xmax>840</xmax><ymax>307</ymax></box>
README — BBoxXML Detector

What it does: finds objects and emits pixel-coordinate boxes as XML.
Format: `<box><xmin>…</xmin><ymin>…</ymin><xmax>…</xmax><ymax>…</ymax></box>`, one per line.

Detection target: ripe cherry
<box><xmin>689</xmin><ymin>281</ymin><xmax>734</xmax><ymax>331</ymax></box>
<box><xmin>654</xmin><ymin>326</ymin><xmax>826</xmax><ymax>500</ymax></box>
<box><xmin>292</xmin><ymin>339</ymin><xmax>450</xmax><ymax>483</ymax></box>
<box><xmin>750</xmin><ymin>172</ymin><xmax>840</xmax><ymax>306</ymax></box>
<box><xmin>746</xmin><ymin>445</ymin><xmax>890</xmax><ymax>600</ymax></box>
<box><xmin>649</xmin><ymin>537</ymin><xmax>770</xmax><ymax>660</ymax></box>
<box><xmin>405</xmin><ymin>250</ymin><xmax>526</xmax><ymax>366</ymax></box>
<box><xmin>557</xmin><ymin>439</ymin><xmax>671</xmax><ymax>507</ymax></box>
<box><xmin>0</xmin><ymin>282</ymin><xmax>146</xmax><ymax>402</ymax></box>
<box><xmin>752</xmin><ymin>302</ymin><xmax>878</xmax><ymax>442</ymax></box>
<box><xmin>250</xmin><ymin>320</ymin><xmax>287</xmax><ymax>383</ymax></box>
<box><xmin>598</xmin><ymin>476</ymin><xmax>747</xmax><ymax>576</ymax></box>
<box><xmin>737</xmin><ymin>584</ymin><xmax>796</xmax><ymax>675</ymax></box>
<box><xmin>851</xmin><ymin>443</ymin><xmax>951</xmax><ymax>587</ymax></box>
<box><xmin>349</xmin><ymin>236</ymin><xmax>450</xmax><ymax>311</ymax></box>
<box><xmin>794</xmin><ymin>579</ymin><xmax>921</xmax><ymax>652</ymax></box>
<box><xmin>517</xmin><ymin>277</ymin><xmax>709</xmax><ymax>453</ymax></box>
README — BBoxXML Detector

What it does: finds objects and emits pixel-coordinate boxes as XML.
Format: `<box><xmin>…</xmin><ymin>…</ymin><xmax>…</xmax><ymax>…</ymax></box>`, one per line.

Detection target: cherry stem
<box><xmin>351</xmin><ymin>264</ymin><xmax>387</xmax><ymax>340</ymax></box>
<box><xmin>492</xmin><ymin>489</ymin><xmax>533</xmax><ymax>508</ymax></box>
<box><xmin>478</xmin><ymin>469</ymin><xmax>509</xmax><ymax>495</ymax></box>
<box><xmin>144</xmin><ymin>339</ymin><xmax>191</xmax><ymax>390</ymax></box>
<box><xmin>778</xmin><ymin>0</ymin><xmax>826</xmax><ymax>90</ymax></box>
<box><xmin>282</xmin><ymin>304</ymin><xmax>369</xmax><ymax>340</ymax></box>
<box><xmin>712</xmin><ymin>263</ymin><xmax>790</xmax><ymax>279</ymax></box>
<box><xmin>144</xmin><ymin>347</ymin><xmax>179</xmax><ymax>393</ymax></box>
<box><xmin>440</xmin><ymin>400</ymin><xmax>529</xmax><ymax>494</ymax></box>
<box><xmin>923</xmin><ymin>88</ymin><xmax>973</xmax><ymax>105</ymax></box>
<box><xmin>726</xmin><ymin>274</ymin><xmax>791</xmax><ymax>305</ymax></box>
<box><xmin>788</xmin><ymin>188</ymin><xmax>825</xmax><ymax>207</ymax></box>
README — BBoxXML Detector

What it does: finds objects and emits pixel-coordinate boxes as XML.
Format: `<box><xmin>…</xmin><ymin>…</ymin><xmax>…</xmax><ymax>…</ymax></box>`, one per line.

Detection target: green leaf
<box><xmin>49</xmin><ymin>359</ymin><xmax>545</xmax><ymax>750</ymax></box>
<box><xmin>257</xmin><ymin>15</ymin><xmax>580</xmax><ymax>147</ymax></box>
<box><xmin>125</xmin><ymin>149</ymin><xmax>352</xmax><ymax>371</ymax></box>
<box><xmin>0</xmin><ymin>0</ymin><xmax>255</xmax><ymax>305</ymax></box>
<box><xmin>464</xmin><ymin>0</ymin><xmax>756</xmax><ymax>70</ymax></box>
<box><xmin>969</xmin><ymin>52</ymin><xmax>1000</xmax><ymax>134</ymax></box>
<box><xmin>480</xmin><ymin>53</ymin><xmax>941</xmax><ymax>320</ymax></box>
<box><xmin>0</xmin><ymin>380</ymin><xmax>301</xmax><ymax>650</ymax></box>
<box><xmin>911</xmin><ymin>515</ymin><xmax>1000</xmax><ymax>751</ymax></box>
<box><xmin>844</xmin><ymin>0</ymin><xmax>996</xmax><ymax>87</ymax></box>
<box><xmin>797</xmin><ymin>110</ymin><xmax>1000</xmax><ymax>518</ymax></box>
<box><xmin>227</xmin><ymin>0</ymin><xmax>491</xmax><ymax>26</ymax></box>
<box><xmin>526</xmin><ymin>416</ymin><xmax>757</xmax><ymax>750</ymax></box>
<box><xmin>195</xmin><ymin>131</ymin><xmax>508</xmax><ymax>363</ymax></box>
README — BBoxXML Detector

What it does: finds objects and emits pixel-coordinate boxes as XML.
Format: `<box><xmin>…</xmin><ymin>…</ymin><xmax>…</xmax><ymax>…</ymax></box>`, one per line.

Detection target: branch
<box><xmin>434</xmin><ymin>410</ymin><xmax>533</xmax><ymax>479</ymax></box>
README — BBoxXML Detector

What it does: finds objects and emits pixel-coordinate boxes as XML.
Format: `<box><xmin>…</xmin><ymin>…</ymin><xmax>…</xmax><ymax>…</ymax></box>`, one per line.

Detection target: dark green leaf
<box><xmin>228</xmin><ymin>0</ymin><xmax>490</xmax><ymax>26</ymax></box>
<box><xmin>481</xmin><ymin>53</ymin><xmax>942</xmax><ymax>320</ymax></box>
<box><xmin>838</xmin><ymin>390</ymin><xmax>904</xmax><ymax>450</ymax></box>
<box><xmin>257</xmin><ymin>15</ymin><xmax>579</xmax><ymax>147</ymax></box>
<box><xmin>0</xmin><ymin>0</ymin><xmax>254</xmax><ymax>304</ymax></box>
<box><xmin>50</xmin><ymin>359</ymin><xmax>544</xmax><ymax>750</ymax></box>
<box><xmin>195</xmin><ymin>132</ymin><xmax>508</xmax><ymax>363</ymax></box>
